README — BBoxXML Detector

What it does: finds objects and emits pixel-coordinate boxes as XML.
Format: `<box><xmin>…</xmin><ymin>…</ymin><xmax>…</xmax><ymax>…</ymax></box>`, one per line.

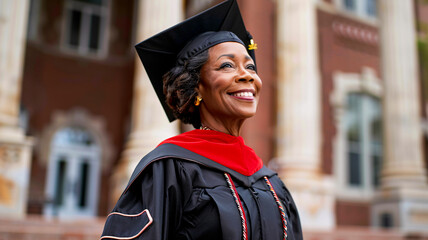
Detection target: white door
<box><xmin>44</xmin><ymin>127</ymin><xmax>101</xmax><ymax>219</ymax></box>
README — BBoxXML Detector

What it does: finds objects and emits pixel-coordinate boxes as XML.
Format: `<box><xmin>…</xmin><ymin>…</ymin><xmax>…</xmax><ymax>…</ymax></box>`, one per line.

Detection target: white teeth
<box><xmin>232</xmin><ymin>92</ymin><xmax>254</xmax><ymax>97</ymax></box>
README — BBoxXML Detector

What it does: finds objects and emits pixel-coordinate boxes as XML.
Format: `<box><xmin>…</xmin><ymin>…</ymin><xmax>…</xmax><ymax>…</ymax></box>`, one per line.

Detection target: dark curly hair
<box><xmin>163</xmin><ymin>50</ymin><xmax>209</xmax><ymax>129</ymax></box>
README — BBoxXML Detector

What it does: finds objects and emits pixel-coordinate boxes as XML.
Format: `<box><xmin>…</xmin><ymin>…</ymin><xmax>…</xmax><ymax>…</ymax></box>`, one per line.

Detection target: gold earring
<box><xmin>194</xmin><ymin>96</ymin><xmax>202</xmax><ymax>106</ymax></box>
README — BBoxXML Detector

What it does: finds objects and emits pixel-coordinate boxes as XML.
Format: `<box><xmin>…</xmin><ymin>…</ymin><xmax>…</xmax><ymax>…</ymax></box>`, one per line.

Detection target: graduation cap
<box><xmin>135</xmin><ymin>0</ymin><xmax>257</xmax><ymax>122</ymax></box>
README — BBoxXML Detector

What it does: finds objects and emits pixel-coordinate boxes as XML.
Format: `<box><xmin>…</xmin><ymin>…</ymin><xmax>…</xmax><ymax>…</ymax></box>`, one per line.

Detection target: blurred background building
<box><xmin>1</xmin><ymin>0</ymin><xmax>428</xmax><ymax>239</ymax></box>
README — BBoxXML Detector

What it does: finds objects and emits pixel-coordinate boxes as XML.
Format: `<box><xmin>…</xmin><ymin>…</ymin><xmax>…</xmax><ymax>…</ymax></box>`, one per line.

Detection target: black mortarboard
<box><xmin>135</xmin><ymin>0</ymin><xmax>257</xmax><ymax>122</ymax></box>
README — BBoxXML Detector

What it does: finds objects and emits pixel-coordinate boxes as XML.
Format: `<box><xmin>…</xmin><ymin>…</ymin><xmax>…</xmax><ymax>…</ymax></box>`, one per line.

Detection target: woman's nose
<box><xmin>236</xmin><ymin>67</ymin><xmax>254</xmax><ymax>83</ymax></box>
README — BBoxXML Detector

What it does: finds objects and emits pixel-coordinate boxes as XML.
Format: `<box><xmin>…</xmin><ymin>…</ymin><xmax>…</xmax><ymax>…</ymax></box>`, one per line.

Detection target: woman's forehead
<box><xmin>208</xmin><ymin>42</ymin><xmax>251</xmax><ymax>60</ymax></box>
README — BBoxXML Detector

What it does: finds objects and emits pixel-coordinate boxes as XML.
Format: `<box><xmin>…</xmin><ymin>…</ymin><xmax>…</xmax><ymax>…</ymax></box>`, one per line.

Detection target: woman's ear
<box><xmin>194</xmin><ymin>86</ymin><xmax>202</xmax><ymax>97</ymax></box>
<box><xmin>196</xmin><ymin>82</ymin><xmax>206</xmax><ymax>97</ymax></box>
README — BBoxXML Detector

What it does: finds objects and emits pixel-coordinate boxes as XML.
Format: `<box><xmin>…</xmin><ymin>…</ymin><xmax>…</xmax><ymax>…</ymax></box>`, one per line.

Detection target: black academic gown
<box><xmin>101</xmin><ymin>143</ymin><xmax>303</xmax><ymax>240</ymax></box>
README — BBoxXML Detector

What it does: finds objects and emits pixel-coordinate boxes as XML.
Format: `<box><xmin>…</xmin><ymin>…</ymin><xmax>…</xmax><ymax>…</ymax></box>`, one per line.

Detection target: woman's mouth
<box><xmin>228</xmin><ymin>90</ymin><xmax>255</xmax><ymax>100</ymax></box>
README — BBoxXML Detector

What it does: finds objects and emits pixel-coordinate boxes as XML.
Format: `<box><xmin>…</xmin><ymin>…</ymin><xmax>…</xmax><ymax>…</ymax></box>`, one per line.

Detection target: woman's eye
<box><xmin>219</xmin><ymin>62</ymin><xmax>233</xmax><ymax>69</ymax></box>
<box><xmin>247</xmin><ymin>64</ymin><xmax>256</xmax><ymax>71</ymax></box>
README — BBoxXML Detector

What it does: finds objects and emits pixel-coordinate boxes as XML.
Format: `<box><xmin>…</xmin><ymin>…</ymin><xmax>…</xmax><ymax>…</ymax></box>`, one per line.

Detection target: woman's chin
<box><xmin>234</xmin><ymin>109</ymin><xmax>257</xmax><ymax>120</ymax></box>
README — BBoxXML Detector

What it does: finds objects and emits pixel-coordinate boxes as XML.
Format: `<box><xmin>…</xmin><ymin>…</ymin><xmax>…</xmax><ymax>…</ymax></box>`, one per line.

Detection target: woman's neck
<box><xmin>200</xmin><ymin>118</ymin><xmax>245</xmax><ymax>136</ymax></box>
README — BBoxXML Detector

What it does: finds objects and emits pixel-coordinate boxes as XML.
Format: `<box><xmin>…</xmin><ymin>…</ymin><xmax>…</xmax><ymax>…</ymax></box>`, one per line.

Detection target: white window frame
<box><xmin>334</xmin><ymin>0</ymin><xmax>378</xmax><ymax>22</ymax></box>
<box><xmin>38</xmin><ymin>108</ymin><xmax>116</xmax><ymax>219</ymax></box>
<box><xmin>44</xmin><ymin>139</ymin><xmax>101</xmax><ymax>219</ymax></box>
<box><xmin>345</xmin><ymin>93</ymin><xmax>382</xmax><ymax>187</ymax></box>
<box><xmin>61</xmin><ymin>0</ymin><xmax>111</xmax><ymax>58</ymax></box>
<box><xmin>330</xmin><ymin>67</ymin><xmax>383</xmax><ymax>201</ymax></box>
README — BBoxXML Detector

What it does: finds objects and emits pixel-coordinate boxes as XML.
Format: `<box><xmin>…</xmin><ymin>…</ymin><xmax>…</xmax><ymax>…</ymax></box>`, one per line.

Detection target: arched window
<box><xmin>44</xmin><ymin>126</ymin><xmax>101</xmax><ymax>219</ymax></box>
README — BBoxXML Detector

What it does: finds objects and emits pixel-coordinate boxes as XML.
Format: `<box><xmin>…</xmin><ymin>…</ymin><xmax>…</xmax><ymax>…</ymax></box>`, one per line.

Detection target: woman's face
<box><xmin>198</xmin><ymin>42</ymin><xmax>262</xmax><ymax>122</ymax></box>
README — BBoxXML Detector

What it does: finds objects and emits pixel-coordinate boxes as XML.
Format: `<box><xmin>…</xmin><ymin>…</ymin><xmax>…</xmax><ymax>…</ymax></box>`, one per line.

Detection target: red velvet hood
<box><xmin>159</xmin><ymin>129</ymin><xmax>263</xmax><ymax>176</ymax></box>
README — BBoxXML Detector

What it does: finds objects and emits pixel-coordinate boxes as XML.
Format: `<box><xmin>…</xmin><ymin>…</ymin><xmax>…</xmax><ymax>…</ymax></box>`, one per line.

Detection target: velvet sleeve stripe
<box><xmin>100</xmin><ymin>209</ymin><xmax>153</xmax><ymax>240</ymax></box>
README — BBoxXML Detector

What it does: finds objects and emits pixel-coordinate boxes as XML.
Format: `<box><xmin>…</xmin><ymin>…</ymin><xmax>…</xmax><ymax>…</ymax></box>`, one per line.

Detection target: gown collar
<box><xmin>158</xmin><ymin>129</ymin><xmax>264</xmax><ymax>176</ymax></box>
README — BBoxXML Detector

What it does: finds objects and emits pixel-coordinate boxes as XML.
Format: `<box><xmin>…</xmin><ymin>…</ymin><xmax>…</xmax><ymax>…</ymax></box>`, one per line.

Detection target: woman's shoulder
<box><xmin>123</xmin><ymin>143</ymin><xmax>224</xmax><ymax>191</ymax></box>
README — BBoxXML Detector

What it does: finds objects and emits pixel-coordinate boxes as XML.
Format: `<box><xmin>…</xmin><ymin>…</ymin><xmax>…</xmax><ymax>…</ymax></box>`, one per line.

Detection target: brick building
<box><xmin>0</xmin><ymin>0</ymin><xmax>428</xmax><ymax>239</ymax></box>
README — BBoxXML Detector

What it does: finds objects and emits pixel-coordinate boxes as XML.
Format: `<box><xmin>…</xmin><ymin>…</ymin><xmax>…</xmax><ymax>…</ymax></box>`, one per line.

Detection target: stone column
<box><xmin>372</xmin><ymin>0</ymin><xmax>428</xmax><ymax>233</ymax></box>
<box><xmin>275</xmin><ymin>0</ymin><xmax>335</xmax><ymax>230</ymax></box>
<box><xmin>0</xmin><ymin>0</ymin><xmax>33</xmax><ymax>218</ymax></box>
<box><xmin>111</xmin><ymin>0</ymin><xmax>181</xmax><ymax>204</ymax></box>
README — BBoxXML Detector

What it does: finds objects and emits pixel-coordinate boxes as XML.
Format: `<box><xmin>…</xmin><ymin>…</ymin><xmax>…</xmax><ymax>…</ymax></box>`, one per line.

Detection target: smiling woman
<box><xmin>100</xmin><ymin>0</ymin><xmax>302</xmax><ymax>239</ymax></box>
